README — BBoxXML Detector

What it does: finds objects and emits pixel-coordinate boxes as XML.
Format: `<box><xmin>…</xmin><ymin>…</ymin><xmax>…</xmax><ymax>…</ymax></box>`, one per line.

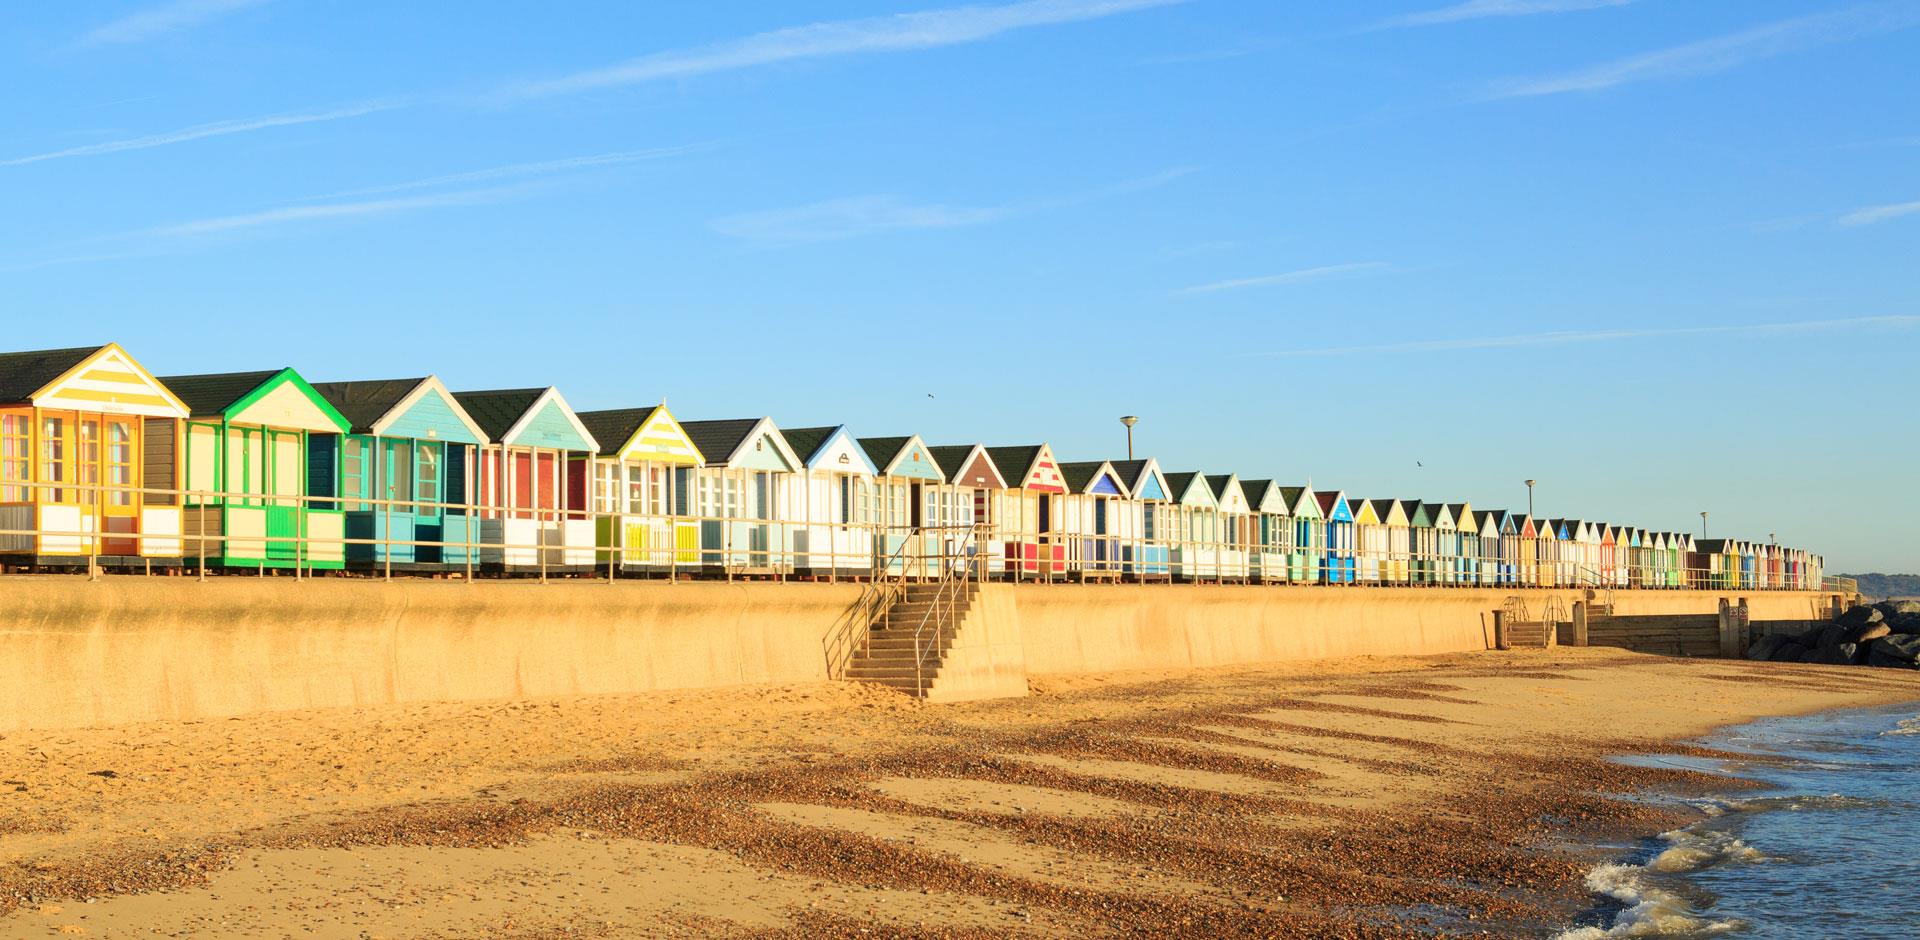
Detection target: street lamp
<box><xmin>1700</xmin><ymin>511</ymin><xmax>1709</xmax><ymax>538</ymax></box>
<box><xmin>1120</xmin><ymin>416</ymin><xmax>1139</xmax><ymax>460</ymax></box>
<box><xmin>1524</xmin><ymin>479</ymin><xmax>1536</xmax><ymax>518</ymax></box>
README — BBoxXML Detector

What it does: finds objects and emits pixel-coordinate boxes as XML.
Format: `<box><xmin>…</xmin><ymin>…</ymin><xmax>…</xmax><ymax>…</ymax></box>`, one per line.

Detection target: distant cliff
<box><xmin>1841</xmin><ymin>573</ymin><xmax>1920</xmax><ymax>599</ymax></box>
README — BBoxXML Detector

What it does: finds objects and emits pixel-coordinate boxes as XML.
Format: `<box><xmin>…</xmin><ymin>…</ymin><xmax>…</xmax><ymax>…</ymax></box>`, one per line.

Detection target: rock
<box><xmin>1849</xmin><ymin>623</ymin><xmax>1892</xmax><ymax>645</ymax></box>
<box><xmin>1867</xmin><ymin>650</ymin><xmax>1920</xmax><ymax>670</ymax></box>
<box><xmin>1873</xmin><ymin>600</ymin><xmax>1920</xmax><ymax>617</ymax></box>
<box><xmin>1769</xmin><ymin>642</ymin><xmax>1809</xmax><ymax>663</ymax></box>
<box><xmin>1838</xmin><ymin>605</ymin><xmax>1885</xmax><ymax>628</ymax></box>
<box><xmin>1870</xmin><ymin>634</ymin><xmax>1920</xmax><ymax>662</ymax></box>
<box><xmin>1891</xmin><ymin>613</ymin><xmax>1920</xmax><ymax>635</ymax></box>
<box><xmin>1806</xmin><ymin>644</ymin><xmax>1857</xmax><ymax>666</ymax></box>
<box><xmin>1747</xmin><ymin>635</ymin><xmax>1789</xmax><ymax>661</ymax></box>
<box><xmin>1816</xmin><ymin>623</ymin><xmax>1852</xmax><ymax>648</ymax></box>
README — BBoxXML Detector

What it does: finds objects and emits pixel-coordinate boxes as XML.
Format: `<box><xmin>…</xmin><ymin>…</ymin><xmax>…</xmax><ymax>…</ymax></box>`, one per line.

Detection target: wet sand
<box><xmin>3</xmin><ymin>648</ymin><xmax>1917</xmax><ymax>938</ymax></box>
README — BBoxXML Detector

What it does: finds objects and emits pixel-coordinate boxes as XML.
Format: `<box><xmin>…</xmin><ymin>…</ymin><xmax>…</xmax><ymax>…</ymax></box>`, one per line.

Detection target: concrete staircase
<box><xmin>845</xmin><ymin>581</ymin><xmax>978</xmax><ymax>697</ymax></box>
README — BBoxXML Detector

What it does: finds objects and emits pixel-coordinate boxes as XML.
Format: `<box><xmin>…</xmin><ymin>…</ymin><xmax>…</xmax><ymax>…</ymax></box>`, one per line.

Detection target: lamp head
<box><xmin>1120</xmin><ymin>415</ymin><xmax>1139</xmax><ymax>429</ymax></box>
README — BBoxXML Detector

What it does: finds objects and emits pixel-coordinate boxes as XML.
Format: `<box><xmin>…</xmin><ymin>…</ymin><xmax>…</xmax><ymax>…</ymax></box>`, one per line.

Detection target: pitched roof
<box><xmin>1057</xmin><ymin>461</ymin><xmax>1112</xmax><ymax>493</ymax></box>
<box><xmin>681</xmin><ymin>418</ymin><xmax>764</xmax><ymax>462</ymax></box>
<box><xmin>309</xmin><ymin>378</ymin><xmax>429</xmax><ymax>434</ymax></box>
<box><xmin>157</xmin><ymin>370</ymin><xmax>284</xmax><ymax>417</ymax></box>
<box><xmin>451</xmin><ymin>388</ymin><xmax>547</xmax><ymax>441</ymax></box>
<box><xmin>927</xmin><ymin>444</ymin><xmax>977</xmax><ymax>474</ymax></box>
<box><xmin>0</xmin><ymin>345</ymin><xmax>106</xmax><ymax>402</ymax></box>
<box><xmin>857</xmin><ymin>436</ymin><xmax>912</xmax><ymax>469</ymax></box>
<box><xmin>985</xmin><ymin>446</ymin><xmax>1043</xmax><ymax>480</ymax></box>
<box><xmin>780</xmin><ymin>426</ymin><xmax>840</xmax><ymax>464</ymax></box>
<box><xmin>1279</xmin><ymin>485</ymin><xmax>1306</xmax><ymax>504</ymax></box>
<box><xmin>1164</xmin><ymin>471</ymin><xmax>1199</xmax><ymax>498</ymax></box>
<box><xmin>575</xmin><ymin>407</ymin><xmax>660</xmax><ymax>457</ymax></box>
<box><xmin>1240</xmin><ymin>478</ymin><xmax>1275</xmax><ymax>504</ymax></box>
<box><xmin>1107</xmin><ymin>459</ymin><xmax>1149</xmax><ymax>487</ymax></box>
<box><xmin>1204</xmin><ymin>474</ymin><xmax>1236</xmax><ymax>498</ymax></box>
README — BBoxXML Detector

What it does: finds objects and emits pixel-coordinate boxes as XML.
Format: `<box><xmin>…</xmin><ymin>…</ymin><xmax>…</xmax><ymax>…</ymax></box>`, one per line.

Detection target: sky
<box><xmin>3</xmin><ymin>1</ymin><xmax>1916</xmax><ymax>571</ymax></box>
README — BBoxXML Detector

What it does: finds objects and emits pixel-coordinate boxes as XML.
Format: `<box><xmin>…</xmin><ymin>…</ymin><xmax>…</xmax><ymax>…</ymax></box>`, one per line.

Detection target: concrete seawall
<box><xmin>0</xmin><ymin>577</ymin><xmax>1838</xmax><ymax>731</ymax></box>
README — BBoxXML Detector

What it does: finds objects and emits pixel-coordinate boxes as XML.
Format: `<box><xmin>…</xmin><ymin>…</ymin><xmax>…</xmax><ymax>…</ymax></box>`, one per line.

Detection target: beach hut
<box><xmin>985</xmin><ymin>445</ymin><xmax>1069</xmax><ymax>578</ymax></box>
<box><xmin>1057</xmin><ymin>460</ymin><xmax>1131</xmax><ymax>579</ymax></box>
<box><xmin>1449</xmin><ymin>504</ymin><xmax>1475</xmax><ymax>586</ymax></box>
<box><xmin>1408</xmin><ymin>502</ymin><xmax>1445</xmax><ymax>585</ymax></box>
<box><xmin>574</xmin><ymin>405</ymin><xmax>704</xmax><ymax>573</ymax></box>
<box><xmin>1314</xmin><ymin>490</ymin><xmax>1355</xmax><ymax>583</ymax></box>
<box><xmin>1281</xmin><ymin>486</ymin><xmax>1322</xmax><ymax>582</ymax></box>
<box><xmin>927</xmin><ymin>443</ymin><xmax>1007</xmax><ymax>575</ymax></box>
<box><xmin>1207</xmin><ymin>474</ymin><xmax>1252</xmax><ymax>582</ymax></box>
<box><xmin>1623</xmin><ymin>528</ymin><xmax>1646</xmax><ymax>587</ymax></box>
<box><xmin>1241</xmin><ymin>479</ymin><xmax>1293</xmax><ymax>583</ymax></box>
<box><xmin>309</xmin><ymin>377</ymin><xmax>490</xmax><ymax>568</ymax></box>
<box><xmin>1501</xmin><ymin>513</ymin><xmax>1534</xmax><ymax>586</ymax></box>
<box><xmin>158</xmin><ymin>368</ymin><xmax>349</xmax><ymax>570</ymax></box>
<box><xmin>681</xmin><ymin>418</ymin><xmax>802</xmax><ymax>574</ymax></box>
<box><xmin>1348</xmin><ymin>498</ymin><xmax>1385</xmax><ymax>584</ymax></box>
<box><xmin>779</xmin><ymin>426</ymin><xmax>878</xmax><ymax>579</ymax></box>
<box><xmin>454</xmin><ymin>388</ymin><xmax>599</xmax><ymax>572</ymax></box>
<box><xmin>1108</xmin><ymin>458</ymin><xmax>1172</xmax><ymax>579</ymax></box>
<box><xmin>1165</xmin><ymin>472</ymin><xmax>1222</xmax><ymax>581</ymax></box>
<box><xmin>1476</xmin><ymin>509</ymin><xmax>1505</xmax><ymax>585</ymax></box>
<box><xmin>0</xmin><ymin>344</ymin><xmax>189</xmax><ymax>563</ymax></box>
<box><xmin>860</xmin><ymin>435</ymin><xmax>960</xmax><ymax>576</ymax></box>
<box><xmin>1595</xmin><ymin>524</ymin><xmax>1618</xmax><ymax>587</ymax></box>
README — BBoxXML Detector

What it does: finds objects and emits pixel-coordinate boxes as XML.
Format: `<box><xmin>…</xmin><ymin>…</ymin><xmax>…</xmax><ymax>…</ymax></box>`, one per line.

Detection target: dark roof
<box><xmin>1446</xmin><ymin>502</ymin><xmax>1469</xmax><ymax>518</ymax></box>
<box><xmin>1278</xmin><ymin>485</ymin><xmax>1306</xmax><ymax>507</ymax></box>
<box><xmin>575</xmin><ymin>406</ymin><xmax>660</xmax><ymax>457</ymax></box>
<box><xmin>0</xmin><ymin>345</ymin><xmax>107</xmax><ymax>402</ymax></box>
<box><xmin>985</xmin><ymin>446</ymin><xmax>1043</xmax><ymax>481</ymax></box>
<box><xmin>1057</xmin><ymin>461</ymin><xmax>1111</xmax><ymax>493</ymax></box>
<box><xmin>681</xmin><ymin>418</ymin><xmax>763</xmax><ymax>463</ymax></box>
<box><xmin>1240</xmin><ymin>479</ymin><xmax>1274</xmax><ymax>505</ymax></box>
<box><xmin>452</xmin><ymin>388</ymin><xmax>546</xmax><ymax>440</ymax></box>
<box><xmin>1696</xmin><ymin>539</ymin><xmax>1733</xmax><ymax>551</ymax></box>
<box><xmin>1106</xmin><ymin>459</ymin><xmax>1150</xmax><ymax>488</ymax></box>
<box><xmin>309</xmin><ymin>378</ymin><xmax>428</xmax><ymax>434</ymax></box>
<box><xmin>857</xmin><ymin>436</ymin><xmax>912</xmax><ymax>469</ymax></box>
<box><xmin>781</xmin><ymin>426</ymin><xmax>840</xmax><ymax>464</ymax></box>
<box><xmin>1164</xmin><ymin>471</ymin><xmax>1199</xmax><ymax>499</ymax></box>
<box><xmin>157</xmin><ymin>370</ymin><xmax>285</xmax><ymax>417</ymax></box>
<box><xmin>1204</xmin><ymin>474</ymin><xmax>1236</xmax><ymax>499</ymax></box>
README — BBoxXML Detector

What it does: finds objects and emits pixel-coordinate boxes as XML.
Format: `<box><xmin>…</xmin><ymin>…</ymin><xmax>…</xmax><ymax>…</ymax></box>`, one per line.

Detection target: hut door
<box><xmin>909</xmin><ymin>483</ymin><xmax>924</xmax><ymax>529</ymax></box>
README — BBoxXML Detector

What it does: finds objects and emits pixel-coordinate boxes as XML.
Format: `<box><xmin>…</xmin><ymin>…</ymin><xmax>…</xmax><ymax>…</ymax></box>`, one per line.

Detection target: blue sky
<box><xmin>4</xmin><ymin>0</ymin><xmax>1916</xmax><ymax>571</ymax></box>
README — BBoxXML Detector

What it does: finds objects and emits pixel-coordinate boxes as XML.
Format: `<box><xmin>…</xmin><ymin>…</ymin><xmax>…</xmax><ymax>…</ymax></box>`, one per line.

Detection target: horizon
<box><xmin>5</xmin><ymin>1</ymin><xmax>1916</xmax><ymax>571</ymax></box>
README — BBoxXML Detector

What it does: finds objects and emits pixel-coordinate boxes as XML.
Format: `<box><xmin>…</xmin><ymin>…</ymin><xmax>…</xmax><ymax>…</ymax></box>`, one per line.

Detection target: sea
<box><xmin>1556</xmin><ymin>703</ymin><xmax>1920</xmax><ymax>939</ymax></box>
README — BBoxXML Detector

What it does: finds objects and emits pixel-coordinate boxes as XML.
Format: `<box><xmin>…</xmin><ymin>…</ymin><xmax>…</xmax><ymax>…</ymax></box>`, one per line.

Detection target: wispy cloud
<box><xmin>711</xmin><ymin>196</ymin><xmax>1010</xmax><ymax>242</ymax></box>
<box><xmin>509</xmin><ymin>0</ymin><xmax>1186</xmax><ymax>98</ymax></box>
<box><xmin>1379</xmin><ymin>0</ymin><xmax>1635</xmax><ymax>30</ymax></box>
<box><xmin>299</xmin><ymin>142</ymin><xmax>716</xmax><ymax>202</ymax></box>
<box><xmin>1178</xmin><ymin>262</ymin><xmax>1392</xmax><ymax>294</ymax></box>
<box><xmin>1836</xmin><ymin>198</ymin><xmax>1920</xmax><ymax>227</ymax></box>
<box><xmin>1489</xmin><ymin>2</ymin><xmax>1920</xmax><ymax>98</ymax></box>
<box><xmin>79</xmin><ymin>0</ymin><xmax>270</xmax><ymax>47</ymax></box>
<box><xmin>1245</xmin><ymin>314</ymin><xmax>1920</xmax><ymax>358</ymax></box>
<box><xmin>0</xmin><ymin>101</ymin><xmax>397</xmax><ymax>168</ymax></box>
<box><xmin>710</xmin><ymin>166</ymin><xmax>1194</xmax><ymax>243</ymax></box>
<box><xmin>149</xmin><ymin>186</ymin><xmax>523</xmax><ymax>238</ymax></box>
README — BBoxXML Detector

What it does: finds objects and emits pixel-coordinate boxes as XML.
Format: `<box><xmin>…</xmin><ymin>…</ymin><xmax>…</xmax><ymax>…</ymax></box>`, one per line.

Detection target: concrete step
<box><xmin>846</xmin><ymin>662</ymin><xmax>944</xmax><ymax>680</ymax></box>
<box><xmin>857</xmin><ymin>675</ymin><xmax>934</xmax><ymax>694</ymax></box>
<box><xmin>863</xmin><ymin>636</ymin><xmax>954</xmax><ymax>650</ymax></box>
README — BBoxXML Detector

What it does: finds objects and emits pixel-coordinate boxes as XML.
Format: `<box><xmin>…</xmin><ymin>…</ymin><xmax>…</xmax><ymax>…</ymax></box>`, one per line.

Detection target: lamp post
<box><xmin>1524</xmin><ymin>480</ymin><xmax>1536</xmax><ymax>518</ymax></box>
<box><xmin>1700</xmin><ymin>511</ymin><xmax>1709</xmax><ymax>538</ymax></box>
<box><xmin>1120</xmin><ymin>416</ymin><xmax>1139</xmax><ymax>460</ymax></box>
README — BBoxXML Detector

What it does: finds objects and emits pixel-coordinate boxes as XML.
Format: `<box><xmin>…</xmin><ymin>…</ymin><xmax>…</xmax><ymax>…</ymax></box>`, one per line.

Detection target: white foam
<box><xmin>1881</xmin><ymin>716</ymin><xmax>1920</xmax><ymax>737</ymax></box>
<box><xmin>1647</xmin><ymin>827</ymin><xmax>1773</xmax><ymax>873</ymax></box>
<box><xmin>1553</xmin><ymin>863</ymin><xmax>1742</xmax><ymax>938</ymax></box>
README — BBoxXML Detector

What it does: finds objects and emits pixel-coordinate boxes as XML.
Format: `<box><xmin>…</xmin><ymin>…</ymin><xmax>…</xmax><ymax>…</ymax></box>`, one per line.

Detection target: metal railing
<box><xmin>0</xmin><ymin>477</ymin><xmax>1829</xmax><ymax>593</ymax></box>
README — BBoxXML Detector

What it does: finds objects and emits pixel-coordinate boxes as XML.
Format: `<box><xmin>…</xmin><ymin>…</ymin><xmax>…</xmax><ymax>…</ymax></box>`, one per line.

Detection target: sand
<box><xmin>3</xmin><ymin>648</ymin><xmax>1918</xmax><ymax>938</ymax></box>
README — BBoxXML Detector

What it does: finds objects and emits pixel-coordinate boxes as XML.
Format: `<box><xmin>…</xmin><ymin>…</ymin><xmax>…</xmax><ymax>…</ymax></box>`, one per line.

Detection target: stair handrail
<box><xmin>824</xmin><ymin>528</ymin><xmax>916</xmax><ymax>678</ymax></box>
<box><xmin>908</xmin><ymin>524</ymin><xmax>983</xmax><ymax>692</ymax></box>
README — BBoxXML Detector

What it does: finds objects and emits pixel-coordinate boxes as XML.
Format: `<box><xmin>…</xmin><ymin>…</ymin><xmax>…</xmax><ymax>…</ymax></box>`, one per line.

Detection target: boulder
<box><xmin>1867</xmin><ymin>650</ymin><xmax>1920</xmax><ymax>670</ymax></box>
<box><xmin>1806</xmin><ymin>644</ymin><xmax>1857</xmax><ymax>666</ymax></box>
<box><xmin>1770</xmin><ymin>642</ymin><xmax>1810</xmax><ymax>663</ymax></box>
<box><xmin>1816</xmin><ymin>623</ymin><xmax>1852</xmax><ymax>648</ymax></box>
<box><xmin>1849</xmin><ymin>623</ymin><xmax>1892</xmax><ymax>645</ymax></box>
<box><xmin>1747</xmin><ymin>635</ymin><xmax>1790</xmax><ymax>661</ymax></box>
<box><xmin>1873</xmin><ymin>599</ymin><xmax>1920</xmax><ymax>617</ymax></box>
<box><xmin>1870</xmin><ymin>635</ymin><xmax>1920</xmax><ymax>662</ymax></box>
<box><xmin>1838</xmin><ymin>605</ymin><xmax>1885</xmax><ymax>628</ymax></box>
<box><xmin>1892</xmin><ymin>613</ymin><xmax>1920</xmax><ymax>635</ymax></box>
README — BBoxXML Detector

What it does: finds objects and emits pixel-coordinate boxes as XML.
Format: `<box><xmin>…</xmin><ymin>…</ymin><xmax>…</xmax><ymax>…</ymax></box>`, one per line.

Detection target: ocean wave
<box><xmin>1648</xmin><ymin>827</ymin><xmax>1773</xmax><ymax>873</ymax></box>
<box><xmin>1553</xmin><ymin>863</ymin><xmax>1743</xmax><ymax>938</ymax></box>
<box><xmin>1881</xmin><ymin>716</ymin><xmax>1920</xmax><ymax>737</ymax></box>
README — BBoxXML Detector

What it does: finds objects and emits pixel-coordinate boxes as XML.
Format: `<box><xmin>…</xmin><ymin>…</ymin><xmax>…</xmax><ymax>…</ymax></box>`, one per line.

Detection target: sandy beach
<box><xmin>3</xmin><ymin>648</ymin><xmax>1917</xmax><ymax>938</ymax></box>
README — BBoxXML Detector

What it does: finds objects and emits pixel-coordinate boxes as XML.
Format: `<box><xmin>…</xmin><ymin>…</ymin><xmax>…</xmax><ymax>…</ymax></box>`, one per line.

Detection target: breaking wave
<box><xmin>1552</xmin><ymin>862</ymin><xmax>1742</xmax><ymax>939</ymax></box>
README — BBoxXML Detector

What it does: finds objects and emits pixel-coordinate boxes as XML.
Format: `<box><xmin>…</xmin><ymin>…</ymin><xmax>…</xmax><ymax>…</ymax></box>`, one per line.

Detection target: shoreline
<box><xmin>3</xmin><ymin>648</ymin><xmax>1918</xmax><ymax>937</ymax></box>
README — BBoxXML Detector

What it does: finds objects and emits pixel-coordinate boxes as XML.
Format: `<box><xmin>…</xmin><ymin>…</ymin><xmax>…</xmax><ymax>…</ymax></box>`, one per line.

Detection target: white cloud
<box><xmin>300</xmin><ymin>143</ymin><xmax>715</xmax><ymax>202</ymax></box>
<box><xmin>79</xmin><ymin>0</ymin><xmax>270</xmax><ymax>46</ymax></box>
<box><xmin>1381</xmin><ymin>0</ymin><xmax>1635</xmax><ymax>30</ymax></box>
<box><xmin>1247</xmin><ymin>315</ymin><xmax>1920</xmax><ymax>357</ymax></box>
<box><xmin>0</xmin><ymin>101</ymin><xmax>397</xmax><ymax>168</ymax></box>
<box><xmin>1489</xmin><ymin>2</ymin><xmax>1920</xmax><ymax>97</ymax></box>
<box><xmin>1178</xmin><ymin>262</ymin><xmax>1392</xmax><ymax>294</ymax></box>
<box><xmin>1836</xmin><ymin>198</ymin><xmax>1920</xmax><ymax>227</ymax></box>
<box><xmin>150</xmin><ymin>187</ymin><xmax>521</xmax><ymax>237</ymax></box>
<box><xmin>509</xmin><ymin>0</ymin><xmax>1186</xmax><ymax>98</ymax></box>
<box><xmin>710</xmin><ymin>195</ymin><xmax>1010</xmax><ymax>242</ymax></box>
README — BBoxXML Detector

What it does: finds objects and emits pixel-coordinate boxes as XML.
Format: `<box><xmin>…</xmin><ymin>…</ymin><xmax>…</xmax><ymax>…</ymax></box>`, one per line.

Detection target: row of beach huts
<box><xmin>0</xmin><ymin>343</ymin><xmax>1822</xmax><ymax>590</ymax></box>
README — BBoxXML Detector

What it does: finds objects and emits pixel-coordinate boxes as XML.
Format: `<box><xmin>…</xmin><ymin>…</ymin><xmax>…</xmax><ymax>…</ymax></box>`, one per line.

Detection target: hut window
<box><xmin>341</xmin><ymin>437</ymin><xmax>370</xmax><ymax>511</ymax></box>
<box><xmin>592</xmin><ymin>462</ymin><xmax>617</xmax><ymax>514</ymax></box>
<box><xmin>0</xmin><ymin>414</ymin><xmax>28</xmax><ymax>502</ymax></box>
<box><xmin>415</xmin><ymin>444</ymin><xmax>441</xmax><ymax>517</ymax></box>
<box><xmin>76</xmin><ymin>419</ymin><xmax>100</xmax><ymax>507</ymax></box>
<box><xmin>185</xmin><ymin>423</ymin><xmax>218</xmax><ymax>499</ymax></box>
<box><xmin>106</xmin><ymin>419</ymin><xmax>136</xmax><ymax>507</ymax></box>
<box><xmin>40</xmin><ymin>416</ymin><xmax>69</xmax><ymax>504</ymax></box>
